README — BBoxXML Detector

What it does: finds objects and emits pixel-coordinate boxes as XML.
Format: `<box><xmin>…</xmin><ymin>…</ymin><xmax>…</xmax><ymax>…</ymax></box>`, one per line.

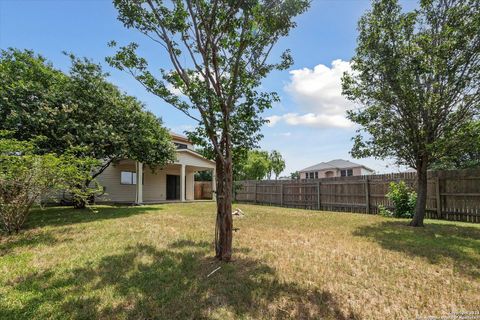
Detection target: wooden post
<box><xmin>317</xmin><ymin>181</ymin><xmax>321</xmax><ymax>210</ymax></box>
<box><xmin>436</xmin><ymin>176</ymin><xmax>442</xmax><ymax>218</ymax></box>
<box><xmin>365</xmin><ymin>177</ymin><xmax>370</xmax><ymax>214</ymax></box>
<box><xmin>254</xmin><ymin>182</ymin><xmax>257</xmax><ymax>204</ymax></box>
<box><xmin>280</xmin><ymin>183</ymin><xmax>284</xmax><ymax>206</ymax></box>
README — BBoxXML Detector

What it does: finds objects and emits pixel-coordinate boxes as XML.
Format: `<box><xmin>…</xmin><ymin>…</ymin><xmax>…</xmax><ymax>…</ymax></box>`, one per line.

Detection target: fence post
<box><xmin>365</xmin><ymin>177</ymin><xmax>370</xmax><ymax>214</ymax></box>
<box><xmin>436</xmin><ymin>176</ymin><xmax>442</xmax><ymax>218</ymax></box>
<box><xmin>280</xmin><ymin>183</ymin><xmax>284</xmax><ymax>206</ymax></box>
<box><xmin>254</xmin><ymin>182</ymin><xmax>258</xmax><ymax>204</ymax></box>
<box><xmin>317</xmin><ymin>181</ymin><xmax>321</xmax><ymax>210</ymax></box>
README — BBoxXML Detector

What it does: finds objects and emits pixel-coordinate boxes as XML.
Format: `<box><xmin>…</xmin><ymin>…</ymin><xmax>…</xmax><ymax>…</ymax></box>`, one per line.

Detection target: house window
<box><xmin>315</xmin><ymin>172</ymin><xmax>318</xmax><ymax>179</ymax></box>
<box><xmin>340</xmin><ymin>169</ymin><xmax>353</xmax><ymax>177</ymax></box>
<box><xmin>174</xmin><ymin>143</ymin><xmax>188</xmax><ymax>149</ymax></box>
<box><xmin>121</xmin><ymin>171</ymin><xmax>137</xmax><ymax>185</ymax></box>
<box><xmin>309</xmin><ymin>172</ymin><xmax>314</xmax><ymax>179</ymax></box>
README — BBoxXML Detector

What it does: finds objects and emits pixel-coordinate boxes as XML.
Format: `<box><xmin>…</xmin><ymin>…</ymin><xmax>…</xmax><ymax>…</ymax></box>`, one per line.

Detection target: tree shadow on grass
<box><xmin>2</xmin><ymin>240</ymin><xmax>359</xmax><ymax>320</ymax></box>
<box><xmin>1</xmin><ymin>206</ymin><xmax>162</xmax><ymax>255</ymax></box>
<box><xmin>0</xmin><ymin>229</ymin><xmax>71</xmax><ymax>256</ymax></box>
<box><xmin>353</xmin><ymin>220</ymin><xmax>480</xmax><ymax>278</ymax></box>
<box><xmin>24</xmin><ymin>205</ymin><xmax>163</xmax><ymax>229</ymax></box>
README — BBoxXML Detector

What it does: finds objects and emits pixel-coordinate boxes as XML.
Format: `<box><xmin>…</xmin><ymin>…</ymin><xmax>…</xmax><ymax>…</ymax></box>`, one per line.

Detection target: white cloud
<box><xmin>271</xmin><ymin>131</ymin><xmax>292</xmax><ymax>137</ymax></box>
<box><xmin>266</xmin><ymin>112</ymin><xmax>352</xmax><ymax>128</ymax></box>
<box><xmin>269</xmin><ymin>59</ymin><xmax>354</xmax><ymax>129</ymax></box>
<box><xmin>166</xmin><ymin>83</ymin><xmax>183</xmax><ymax>96</ymax></box>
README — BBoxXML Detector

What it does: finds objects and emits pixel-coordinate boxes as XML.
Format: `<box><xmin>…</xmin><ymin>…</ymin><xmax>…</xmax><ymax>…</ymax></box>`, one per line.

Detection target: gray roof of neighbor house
<box><xmin>299</xmin><ymin>159</ymin><xmax>374</xmax><ymax>172</ymax></box>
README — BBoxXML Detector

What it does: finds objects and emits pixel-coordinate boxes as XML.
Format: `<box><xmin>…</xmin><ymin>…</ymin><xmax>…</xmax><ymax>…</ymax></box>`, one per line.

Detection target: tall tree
<box><xmin>342</xmin><ymin>0</ymin><xmax>480</xmax><ymax>226</ymax></box>
<box><xmin>240</xmin><ymin>150</ymin><xmax>270</xmax><ymax>180</ymax></box>
<box><xmin>0</xmin><ymin>49</ymin><xmax>176</xmax><ymax>208</ymax></box>
<box><xmin>108</xmin><ymin>0</ymin><xmax>309</xmax><ymax>260</ymax></box>
<box><xmin>269</xmin><ymin>150</ymin><xmax>286</xmax><ymax>180</ymax></box>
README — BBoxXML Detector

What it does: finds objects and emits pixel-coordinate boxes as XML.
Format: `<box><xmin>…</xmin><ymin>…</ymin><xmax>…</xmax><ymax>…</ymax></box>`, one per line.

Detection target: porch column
<box><xmin>135</xmin><ymin>161</ymin><xmax>143</xmax><ymax>204</ymax></box>
<box><xmin>180</xmin><ymin>164</ymin><xmax>186</xmax><ymax>202</ymax></box>
<box><xmin>212</xmin><ymin>168</ymin><xmax>216</xmax><ymax>200</ymax></box>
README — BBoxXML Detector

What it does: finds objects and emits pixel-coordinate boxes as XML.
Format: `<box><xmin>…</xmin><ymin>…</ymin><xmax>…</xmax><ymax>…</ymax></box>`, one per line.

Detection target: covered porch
<box><xmin>96</xmin><ymin>151</ymin><xmax>216</xmax><ymax>204</ymax></box>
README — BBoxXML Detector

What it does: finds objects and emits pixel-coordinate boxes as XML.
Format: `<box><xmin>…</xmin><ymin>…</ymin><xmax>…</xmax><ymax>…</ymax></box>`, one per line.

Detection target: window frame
<box><xmin>174</xmin><ymin>143</ymin><xmax>188</xmax><ymax>149</ymax></box>
<box><xmin>120</xmin><ymin>171</ymin><xmax>145</xmax><ymax>185</ymax></box>
<box><xmin>120</xmin><ymin>171</ymin><xmax>136</xmax><ymax>185</ymax></box>
<box><xmin>340</xmin><ymin>169</ymin><xmax>354</xmax><ymax>177</ymax></box>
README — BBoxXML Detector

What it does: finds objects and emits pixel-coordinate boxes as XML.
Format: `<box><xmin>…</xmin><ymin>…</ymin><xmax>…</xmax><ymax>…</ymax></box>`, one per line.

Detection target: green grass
<box><xmin>0</xmin><ymin>203</ymin><xmax>479</xmax><ymax>319</ymax></box>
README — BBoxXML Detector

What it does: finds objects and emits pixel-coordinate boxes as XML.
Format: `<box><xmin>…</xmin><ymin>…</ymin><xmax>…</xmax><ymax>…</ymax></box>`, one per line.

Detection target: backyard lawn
<box><xmin>0</xmin><ymin>203</ymin><xmax>479</xmax><ymax>319</ymax></box>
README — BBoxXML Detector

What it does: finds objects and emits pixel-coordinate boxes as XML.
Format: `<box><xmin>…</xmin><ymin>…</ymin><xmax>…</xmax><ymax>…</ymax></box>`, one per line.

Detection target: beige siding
<box><xmin>353</xmin><ymin>167</ymin><xmax>363</xmax><ymax>176</ymax></box>
<box><xmin>143</xmin><ymin>166</ymin><xmax>184</xmax><ymax>202</ymax></box>
<box><xmin>95</xmin><ymin>150</ymin><xmax>214</xmax><ymax>203</ymax></box>
<box><xmin>97</xmin><ymin>162</ymin><xmax>137</xmax><ymax>203</ymax></box>
<box><xmin>175</xmin><ymin>150</ymin><xmax>216</xmax><ymax>168</ymax></box>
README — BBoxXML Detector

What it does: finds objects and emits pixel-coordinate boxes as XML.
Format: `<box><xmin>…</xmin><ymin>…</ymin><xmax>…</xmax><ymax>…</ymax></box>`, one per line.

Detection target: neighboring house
<box><xmin>299</xmin><ymin>159</ymin><xmax>374</xmax><ymax>180</ymax></box>
<box><xmin>95</xmin><ymin>133</ymin><xmax>216</xmax><ymax>204</ymax></box>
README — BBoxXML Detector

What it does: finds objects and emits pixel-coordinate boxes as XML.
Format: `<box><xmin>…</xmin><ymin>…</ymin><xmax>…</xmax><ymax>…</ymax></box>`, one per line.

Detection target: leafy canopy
<box><xmin>342</xmin><ymin>0</ymin><xmax>480</xmax><ymax>169</ymax></box>
<box><xmin>107</xmin><ymin>0</ymin><xmax>310</xmax><ymax>164</ymax></box>
<box><xmin>432</xmin><ymin>120</ymin><xmax>480</xmax><ymax>169</ymax></box>
<box><xmin>0</xmin><ymin>48</ymin><xmax>176</xmax><ymax>179</ymax></box>
<box><xmin>239</xmin><ymin>150</ymin><xmax>271</xmax><ymax>180</ymax></box>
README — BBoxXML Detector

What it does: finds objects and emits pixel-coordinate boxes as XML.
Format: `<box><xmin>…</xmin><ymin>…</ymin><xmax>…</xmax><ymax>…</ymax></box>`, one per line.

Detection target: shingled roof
<box><xmin>300</xmin><ymin>159</ymin><xmax>373</xmax><ymax>172</ymax></box>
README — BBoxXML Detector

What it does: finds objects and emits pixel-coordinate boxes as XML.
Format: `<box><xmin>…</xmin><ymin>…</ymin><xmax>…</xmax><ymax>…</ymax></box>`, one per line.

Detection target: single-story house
<box><xmin>95</xmin><ymin>133</ymin><xmax>216</xmax><ymax>204</ymax></box>
<box><xmin>299</xmin><ymin>159</ymin><xmax>374</xmax><ymax>179</ymax></box>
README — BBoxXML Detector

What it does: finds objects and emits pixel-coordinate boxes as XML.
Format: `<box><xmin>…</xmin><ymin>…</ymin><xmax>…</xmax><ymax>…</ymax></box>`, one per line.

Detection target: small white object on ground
<box><xmin>207</xmin><ymin>266</ymin><xmax>221</xmax><ymax>278</ymax></box>
<box><xmin>232</xmin><ymin>208</ymin><xmax>245</xmax><ymax>216</ymax></box>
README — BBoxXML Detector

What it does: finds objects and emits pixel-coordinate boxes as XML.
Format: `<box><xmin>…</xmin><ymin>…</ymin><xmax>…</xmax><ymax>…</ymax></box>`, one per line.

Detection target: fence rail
<box><xmin>235</xmin><ymin>168</ymin><xmax>480</xmax><ymax>223</ymax></box>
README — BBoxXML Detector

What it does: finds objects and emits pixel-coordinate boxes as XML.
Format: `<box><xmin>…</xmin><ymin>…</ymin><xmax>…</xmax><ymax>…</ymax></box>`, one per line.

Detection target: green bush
<box><xmin>384</xmin><ymin>181</ymin><xmax>417</xmax><ymax>218</ymax></box>
<box><xmin>0</xmin><ymin>134</ymin><xmax>101</xmax><ymax>234</ymax></box>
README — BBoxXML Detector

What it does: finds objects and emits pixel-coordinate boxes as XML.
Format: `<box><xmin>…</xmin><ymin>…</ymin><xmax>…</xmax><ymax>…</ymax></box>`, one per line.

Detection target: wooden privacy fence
<box><xmin>194</xmin><ymin>181</ymin><xmax>213</xmax><ymax>200</ymax></box>
<box><xmin>235</xmin><ymin>168</ymin><xmax>480</xmax><ymax>223</ymax></box>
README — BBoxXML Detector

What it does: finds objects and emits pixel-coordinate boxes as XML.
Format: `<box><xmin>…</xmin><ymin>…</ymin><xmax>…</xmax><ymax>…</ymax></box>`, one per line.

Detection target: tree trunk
<box><xmin>410</xmin><ymin>158</ymin><xmax>428</xmax><ymax>227</ymax></box>
<box><xmin>73</xmin><ymin>196</ymin><xmax>87</xmax><ymax>209</ymax></box>
<box><xmin>214</xmin><ymin>153</ymin><xmax>233</xmax><ymax>262</ymax></box>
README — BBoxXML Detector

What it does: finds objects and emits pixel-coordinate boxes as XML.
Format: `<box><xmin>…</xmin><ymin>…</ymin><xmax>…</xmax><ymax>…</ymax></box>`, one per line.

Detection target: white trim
<box><xmin>175</xmin><ymin>149</ymin><xmax>216</xmax><ymax>165</ymax></box>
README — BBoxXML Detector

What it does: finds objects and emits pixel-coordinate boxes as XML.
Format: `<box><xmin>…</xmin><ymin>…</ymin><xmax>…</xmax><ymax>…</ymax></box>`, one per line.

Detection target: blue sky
<box><xmin>0</xmin><ymin>0</ymin><xmax>416</xmax><ymax>175</ymax></box>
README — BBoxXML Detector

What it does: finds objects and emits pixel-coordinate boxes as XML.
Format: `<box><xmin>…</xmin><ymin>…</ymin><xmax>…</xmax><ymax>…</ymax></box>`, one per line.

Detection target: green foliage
<box><xmin>342</xmin><ymin>0</ymin><xmax>480</xmax><ymax>225</ymax></box>
<box><xmin>107</xmin><ymin>0</ymin><xmax>309</xmax><ymax>182</ymax></box>
<box><xmin>432</xmin><ymin>120</ymin><xmax>480</xmax><ymax>170</ymax></box>
<box><xmin>381</xmin><ymin>181</ymin><xmax>417</xmax><ymax>218</ymax></box>
<box><xmin>269</xmin><ymin>150</ymin><xmax>286</xmax><ymax>180</ymax></box>
<box><xmin>235</xmin><ymin>149</ymin><xmax>286</xmax><ymax>180</ymax></box>
<box><xmin>194</xmin><ymin>170</ymin><xmax>212</xmax><ymax>182</ymax></box>
<box><xmin>343</xmin><ymin>0</ymin><xmax>480</xmax><ymax>168</ymax></box>
<box><xmin>0</xmin><ymin>135</ymin><xmax>100</xmax><ymax>233</ymax></box>
<box><xmin>290</xmin><ymin>171</ymin><xmax>300</xmax><ymax>180</ymax></box>
<box><xmin>0</xmin><ymin>48</ymin><xmax>176</xmax><ymax>196</ymax></box>
<box><xmin>239</xmin><ymin>150</ymin><xmax>271</xmax><ymax>180</ymax></box>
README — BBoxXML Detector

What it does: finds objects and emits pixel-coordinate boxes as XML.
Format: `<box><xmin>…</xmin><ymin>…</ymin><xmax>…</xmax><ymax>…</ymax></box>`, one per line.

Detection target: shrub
<box><xmin>0</xmin><ymin>135</ymin><xmax>101</xmax><ymax>234</ymax></box>
<box><xmin>385</xmin><ymin>181</ymin><xmax>417</xmax><ymax>218</ymax></box>
<box><xmin>378</xmin><ymin>204</ymin><xmax>393</xmax><ymax>217</ymax></box>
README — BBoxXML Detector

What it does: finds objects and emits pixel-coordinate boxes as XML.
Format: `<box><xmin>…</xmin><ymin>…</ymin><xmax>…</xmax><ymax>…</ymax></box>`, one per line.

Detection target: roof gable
<box><xmin>299</xmin><ymin>159</ymin><xmax>373</xmax><ymax>172</ymax></box>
